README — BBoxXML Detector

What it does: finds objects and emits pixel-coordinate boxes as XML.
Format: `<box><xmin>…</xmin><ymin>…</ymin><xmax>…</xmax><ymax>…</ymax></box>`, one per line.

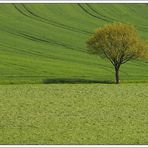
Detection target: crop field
<box><xmin>0</xmin><ymin>3</ymin><xmax>148</xmax><ymax>145</ymax></box>
<box><xmin>0</xmin><ymin>4</ymin><xmax>148</xmax><ymax>84</ymax></box>
<box><xmin>0</xmin><ymin>83</ymin><xmax>148</xmax><ymax>144</ymax></box>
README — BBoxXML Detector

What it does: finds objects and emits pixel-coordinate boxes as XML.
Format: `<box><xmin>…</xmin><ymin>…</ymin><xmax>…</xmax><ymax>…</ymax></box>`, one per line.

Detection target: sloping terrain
<box><xmin>0</xmin><ymin>4</ymin><xmax>148</xmax><ymax>84</ymax></box>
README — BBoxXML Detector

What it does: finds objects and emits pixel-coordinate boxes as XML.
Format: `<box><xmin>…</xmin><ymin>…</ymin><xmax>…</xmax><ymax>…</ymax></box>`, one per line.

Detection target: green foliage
<box><xmin>87</xmin><ymin>23</ymin><xmax>148</xmax><ymax>64</ymax></box>
<box><xmin>0</xmin><ymin>84</ymin><xmax>148</xmax><ymax>144</ymax></box>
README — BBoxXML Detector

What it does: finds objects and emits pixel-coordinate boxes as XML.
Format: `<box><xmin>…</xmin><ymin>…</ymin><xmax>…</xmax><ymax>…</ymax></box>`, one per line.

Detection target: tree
<box><xmin>87</xmin><ymin>23</ymin><xmax>148</xmax><ymax>84</ymax></box>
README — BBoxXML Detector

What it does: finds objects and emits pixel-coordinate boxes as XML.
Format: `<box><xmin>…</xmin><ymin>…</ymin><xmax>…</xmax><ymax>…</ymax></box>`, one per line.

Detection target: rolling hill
<box><xmin>0</xmin><ymin>3</ymin><xmax>148</xmax><ymax>84</ymax></box>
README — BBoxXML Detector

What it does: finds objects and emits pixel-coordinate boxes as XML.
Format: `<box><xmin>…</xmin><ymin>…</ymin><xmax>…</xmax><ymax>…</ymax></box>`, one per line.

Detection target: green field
<box><xmin>0</xmin><ymin>4</ymin><xmax>148</xmax><ymax>84</ymax></box>
<box><xmin>0</xmin><ymin>3</ymin><xmax>148</xmax><ymax>145</ymax></box>
<box><xmin>0</xmin><ymin>84</ymin><xmax>148</xmax><ymax>144</ymax></box>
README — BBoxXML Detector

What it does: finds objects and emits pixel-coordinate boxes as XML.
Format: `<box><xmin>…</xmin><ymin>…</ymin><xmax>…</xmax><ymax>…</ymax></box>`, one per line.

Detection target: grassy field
<box><xmin>0</xmin><ymin>4</ymin><xmax>148</xmax><ymax>84</ymax></box>
<box><xmin>0</xmin><ymin>3</ymin><xmax>148</xmax><ymax>145</ymax></box>
<box><xmin>0</xmin><ymin>83</ymin><xmax>148</xmax><ymax>144</ymax></box>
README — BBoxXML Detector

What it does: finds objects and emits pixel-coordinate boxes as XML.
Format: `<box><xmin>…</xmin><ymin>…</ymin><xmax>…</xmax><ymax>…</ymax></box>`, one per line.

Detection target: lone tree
<box><xmin>87</xmin><ymin>23</ymin><xmax>148</xmax><ymax>84</ymax></box>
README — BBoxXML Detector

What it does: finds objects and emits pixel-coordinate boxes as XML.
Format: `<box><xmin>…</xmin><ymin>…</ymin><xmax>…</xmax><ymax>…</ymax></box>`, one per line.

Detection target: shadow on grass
<box><xmin>43</xmin><ymin>78</ymin><xmax>114</xmax><ymax>84</ymax></box>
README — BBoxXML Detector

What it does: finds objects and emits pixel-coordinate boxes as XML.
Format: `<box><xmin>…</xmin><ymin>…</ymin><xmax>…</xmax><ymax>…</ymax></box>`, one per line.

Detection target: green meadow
<box><xmin>0</xmin><ymin>84</ymin><xmax>148</xmax><ymax>144</ymax></box>
<box><xmin>0</xmin><ymin>4</ymin><xmax>148</xmax><ymax>84</ymax></box>
<box><xmin>0</xmin><ymin>4</ymin><xmax>148</xmax><ymax>144</ymax></box>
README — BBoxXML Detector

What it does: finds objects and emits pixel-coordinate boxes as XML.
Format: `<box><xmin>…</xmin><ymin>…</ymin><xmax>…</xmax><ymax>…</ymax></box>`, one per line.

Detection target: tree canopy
<box><xmin>87</xmin><ymin>23</ymin><xmax>148</xmax><ymax>84</ymax></box>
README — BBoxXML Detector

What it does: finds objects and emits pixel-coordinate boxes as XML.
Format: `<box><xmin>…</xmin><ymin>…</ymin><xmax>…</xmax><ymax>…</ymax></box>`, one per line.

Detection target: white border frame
<box><xmin>1</xmin><ymin>146</ymin><xmax>148</xmax><ymax>147</ymax></box>
<box><xmin>0</xmin><ymin>0</ymin><xmax>147</xmax><ymax>3</ymax></box>
<box><xmin>1</xmin><ymin>145</ymin><xmax>148</xmax><ymax>147</ymax></box>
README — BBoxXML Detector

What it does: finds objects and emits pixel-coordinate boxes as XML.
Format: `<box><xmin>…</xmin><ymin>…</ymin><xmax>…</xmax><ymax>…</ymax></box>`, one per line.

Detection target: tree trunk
<box><xmin>115</xmin><ymin>66</ymin><xmax>119</xmax><ymax>84</ymax></box>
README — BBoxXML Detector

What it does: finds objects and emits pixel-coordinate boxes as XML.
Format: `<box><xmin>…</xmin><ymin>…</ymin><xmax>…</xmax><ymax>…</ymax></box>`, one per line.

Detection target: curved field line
<box><xmin>77</xmin><ymin>4</ymin><xmax>111</xmax><ymax>23</ymax></box>
<box><xmin>0</xmin><ymin>43</ymin><xmax>88</xmax><ymax>69</ymax></box>
<box><xmin>13</xmin><ymin>4</ymin><xmax>91</xmax><ymax>36</ymax></box>
<box><xmin>0</xmin><ymin>60</ymin><xmax>38</xmax><ymax>73</ymax></box>
<box><xmin>85</xmin><ymin>4</ymin><xmax>148</xmax><ymax>32</ymax></box>
<box><xmin>0</xmin><ymin>43</ymin><xmax>61</xmax><ymax>61</ymax></box>
<box><xmin>86</xmin><ymin>4</ymin><xmax>115</xmax><ymax>23</ymax></box>
<box><xmin>0</xmin><ymin>27</ymin><xmax>86</xmax><ymax>53</ymax></box>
